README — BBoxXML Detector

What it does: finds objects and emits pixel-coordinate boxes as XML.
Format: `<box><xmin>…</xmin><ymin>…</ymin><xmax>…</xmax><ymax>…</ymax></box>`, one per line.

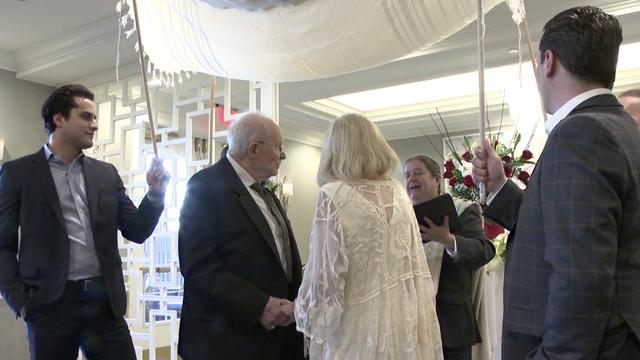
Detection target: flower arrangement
<box><xmin>486</xmin><ymin>232</ymin><xmax>508</xmax><ymax>272</ymax></box>
<box><xmin>440</xmin><ymin>132</ymin><xmax>535</xmax><ymax>264</ymax></box>
<box><xmin>442</xmin><ymin>132</ymin><xmax>535</xmax><ymax>203</ymax></box>
<box><xmin>420</xmin><ymin>110</ymin><xmax>536</xmax><ymax>264</ymax></box>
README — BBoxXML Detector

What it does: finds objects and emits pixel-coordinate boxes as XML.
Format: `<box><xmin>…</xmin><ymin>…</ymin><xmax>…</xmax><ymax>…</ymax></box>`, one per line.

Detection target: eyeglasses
<box><xmin>256</xmin><ymin>140</ymin><xmax>285</xmax><ymax>154</ymax></box>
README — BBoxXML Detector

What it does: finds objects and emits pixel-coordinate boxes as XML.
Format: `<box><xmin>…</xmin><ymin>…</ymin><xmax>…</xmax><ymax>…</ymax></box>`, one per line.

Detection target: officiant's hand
<box><xmin>472</xmin><ymin>138</ymin><xmax>506</xmax><ymax>193</ymax></box>
<box><xmin>419</xmin><ymin>216</ymin><xmax>455</xmax><ymax>250</ymax></box>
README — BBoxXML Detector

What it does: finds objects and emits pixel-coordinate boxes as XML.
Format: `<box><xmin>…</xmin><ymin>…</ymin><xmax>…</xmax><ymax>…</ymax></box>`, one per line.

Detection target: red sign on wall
<box><xmin>215</xmin><ymin>104</ymin><xmax>238</xmax><ymax>126</ymax></box>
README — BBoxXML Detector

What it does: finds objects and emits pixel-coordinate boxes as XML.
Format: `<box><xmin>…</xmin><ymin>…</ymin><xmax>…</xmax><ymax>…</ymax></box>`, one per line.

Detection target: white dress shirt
<box><xmin>226</xmin><ymin>153</ymin><xmax>288</xmax><ymax>271</ymax></box>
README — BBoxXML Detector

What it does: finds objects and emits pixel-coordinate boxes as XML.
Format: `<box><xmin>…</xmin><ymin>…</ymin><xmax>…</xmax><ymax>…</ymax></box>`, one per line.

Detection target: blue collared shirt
<box><xmin>43</xmin><ymin>144</ymin><xmax>101</xmax><ymax>280</ymax></box>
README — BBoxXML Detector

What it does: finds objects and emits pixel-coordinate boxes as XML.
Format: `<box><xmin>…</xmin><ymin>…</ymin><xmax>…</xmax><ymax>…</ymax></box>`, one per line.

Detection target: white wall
<box><xmin>388</xmin><ymin>134</ymin><xmax>445</xmax><ymax>182</ymax></box>
<box><xmin>0</xmin><ymin>69</ymin><xmax>51</xmax><ymax>162</ymax></box>
<box><xmin>280</xmin><ymin>139</ymin><xmax>321</xmax><ymax>263</ymax></box>
<box><xmin>0</xmin><ymin>69</ymin><xmax>53</xmax><ymax>360</ymax></box>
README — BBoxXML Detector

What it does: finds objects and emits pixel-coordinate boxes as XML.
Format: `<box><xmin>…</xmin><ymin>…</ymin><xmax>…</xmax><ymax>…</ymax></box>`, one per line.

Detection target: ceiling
<box><xmin>2</xmin><ymin>0</ymin><xmax>640</xmax><ymax>146</ymax></box>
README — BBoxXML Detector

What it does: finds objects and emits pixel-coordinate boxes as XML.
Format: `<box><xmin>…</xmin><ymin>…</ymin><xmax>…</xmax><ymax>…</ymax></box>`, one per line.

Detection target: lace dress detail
<box><xmin>295</xmin><ymin>179</ymin><xmax>443</xmax><ymax>359</ymax></box>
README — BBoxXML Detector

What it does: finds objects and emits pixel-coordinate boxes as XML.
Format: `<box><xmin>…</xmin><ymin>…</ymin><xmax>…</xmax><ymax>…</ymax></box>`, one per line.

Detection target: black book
<box><xmin>412</xmin><ymin>193</ymin><xmax>461</xmax><ymax>234</ymax></box>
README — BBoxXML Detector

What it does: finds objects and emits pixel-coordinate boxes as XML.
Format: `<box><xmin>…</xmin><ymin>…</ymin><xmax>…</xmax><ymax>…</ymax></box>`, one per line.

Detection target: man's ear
<box><xmin>52</xmin><ymin>113</ymin><xmax>65</xmax><ymax>130</ymax></box>
<box><xmin>247</xmin><ymin>142</ymin><xmax>259</xmax><ymax>157</ymax></box>
<box><xmin>542</xmin><ymin>50</ymin><xmax>556</xmax><ymax>78</ymax></box>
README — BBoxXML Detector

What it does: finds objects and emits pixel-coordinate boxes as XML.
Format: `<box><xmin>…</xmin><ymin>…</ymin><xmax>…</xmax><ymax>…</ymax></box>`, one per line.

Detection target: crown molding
<box><xmin>282</xmin><ymin>133</ymin><xmax>324</xmax><ymax>148</ymax></box>
<box><xmin>299</xmin><ymin>98</ymin><xmax>360</xmax><ymax>118</ymax></box>
<box><xmin>296</xmin><ymin>90</ymin><xmax>507</xmax><ymax>124</ymax></box>
<box><xmin>72</xmin><ymin>61</ymin><xmax>141</xmax><ymax>88</ymax></box>
<box><xmin>283</xmin><ymin>104</ymin><xmax>336</xmax><ymax>124</ymax></box>
<box><xmin>13</xmin><ymin>14</ymin><xmax>121</xmax><ymax>78</ymax></box>
<box><xmin>602</xmin><ymin>0</ymin><xmax>640</xmax><ymax>16</ymax></box>
<box><xmin>0</xmin><ymin>50</ymin><xmax>15</xmax><ymax>72</ymax></box>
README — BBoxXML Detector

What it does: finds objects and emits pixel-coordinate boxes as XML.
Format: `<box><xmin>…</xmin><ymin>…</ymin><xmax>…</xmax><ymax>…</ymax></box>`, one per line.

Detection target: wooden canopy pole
<box><xmin>523</xmin><ymin>15</ymin><xmax>548</xmax><ymax>122</ymax></box>
<box><xmin>209</xmin><ymin>76</ymin><xmax>217</xmax><ymax>166</ymax></box>
<box><xmin>477</xmin><ymin>0</ymin><xmax>487</xmax><ymax>203</ymax></box>
<box><xmin>131</xmin><ymin>0</ymin><xmax>159</xmax><ymax>157</ymax></box>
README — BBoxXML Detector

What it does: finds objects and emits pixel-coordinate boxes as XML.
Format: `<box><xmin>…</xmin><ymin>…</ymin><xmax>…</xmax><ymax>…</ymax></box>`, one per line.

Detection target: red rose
<box><xmin>462</xmin><ymin>151</ymin><xmax>472</xmax><ymax>162</ymax></box>
<box><xmin>504</xmin><ymin>166</ymin><xmax>513</xmax><ymax>178</ymax></box>
<box><xmin>443</xmin><ymin>169</ymin><xmax>453</xmax><ymax>179</ymax></box>
<box><xmin>449</xmin><ymin>177</ymin><xmax>458</xmax><ymax>186</ymax></box>
<box><xmin>521</xmin><ymin>149</ymin><xmax>533</xmax><ymax>160</ymax></box>
<box><xmin>484</xmin><ymin>221</ymin><xmax>505</xmax><ymax>240</ymax></box>
<box><xmin>463</xmin><ymin>175</ymin><xmax>474</xmax><ymax>187</ymax></box>
<box><xmin>517</xmin><ymin>170</ymin><xmax>530</xmax><ymax>185</ymax></box>
<box><xmin>502</xmin><ymin>155</ymin><xmax>512</xmax><ymax>163</ymax></box>
<box><xmin>444</xmin><ymin>160</ymin><xmax>455</xmax><ymax>171</ymax></box>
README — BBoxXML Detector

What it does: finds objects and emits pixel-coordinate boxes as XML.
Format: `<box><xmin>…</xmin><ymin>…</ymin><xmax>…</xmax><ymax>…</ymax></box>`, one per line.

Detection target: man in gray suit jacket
<box><xmin>472</xmin><ymin>6</ymin><xmax>640</xmax><ymax>359</ymax></box>
<box><xmin>0</xmin><ymin>84</ymin><xmax>169</xmax><ymax>359</ymax></box>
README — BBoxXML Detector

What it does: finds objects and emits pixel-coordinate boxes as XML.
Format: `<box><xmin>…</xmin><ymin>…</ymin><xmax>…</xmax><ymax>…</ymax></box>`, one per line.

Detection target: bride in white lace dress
<box><xmin>294</xmin><ymin>113</ymin><xmax>443</xmax><ymax>360</ymax></box>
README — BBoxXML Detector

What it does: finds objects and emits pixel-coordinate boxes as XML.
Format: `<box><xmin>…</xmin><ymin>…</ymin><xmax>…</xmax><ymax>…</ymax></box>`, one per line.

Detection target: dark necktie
<box><xmin>251</xmin><ymin>182</ymin><xmax>293</xmax><ymax>282</ymax></box>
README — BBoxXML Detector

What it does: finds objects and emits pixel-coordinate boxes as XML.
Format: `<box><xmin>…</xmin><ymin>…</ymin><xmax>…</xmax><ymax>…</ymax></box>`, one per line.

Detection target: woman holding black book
<box><xmin>404</xmin><ymin>155</ymin><xmax>495</xmax><ymax>360</ymax></box>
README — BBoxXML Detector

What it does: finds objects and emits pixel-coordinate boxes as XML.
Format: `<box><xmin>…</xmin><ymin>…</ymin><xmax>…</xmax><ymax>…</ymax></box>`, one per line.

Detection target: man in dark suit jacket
<box><xmin>472</xmin><ymin>6</ymin><xmax>640</xmax><ymax>359</ymax></box>
<box><xmin>0</xmin><ymin>84</ymin><xmax>169</xmax><ymax>359</ymax></box>
<box><xmin>178</xmin><ymin>113</ymin><xmax>304</xmax><ymax>360</ymax></box>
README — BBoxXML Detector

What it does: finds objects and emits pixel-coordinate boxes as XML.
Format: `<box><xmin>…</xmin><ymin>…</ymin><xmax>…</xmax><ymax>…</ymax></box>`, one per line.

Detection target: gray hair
<box><xmin>227</xmin><ymin>112</ymin><xmax>273</xmax><ymax>156</ymax></box>
<box><xmin>404</xmin><ymin>154</ymin><xmax>441</xmax><ymax>178</ymax></box>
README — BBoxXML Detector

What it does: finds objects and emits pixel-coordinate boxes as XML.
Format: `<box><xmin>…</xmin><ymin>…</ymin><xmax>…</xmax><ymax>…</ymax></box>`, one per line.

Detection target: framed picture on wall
<box><xmin>193</xmin><ymin>137</ymin><xmax>208</xmax><ymax>161</ymax></box>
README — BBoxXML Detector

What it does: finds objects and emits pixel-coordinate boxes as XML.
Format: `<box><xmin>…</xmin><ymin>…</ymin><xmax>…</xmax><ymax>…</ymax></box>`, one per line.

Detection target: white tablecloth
<box><xmin>484</xmin><ymin>262</ymin><xmax>505</xmax><ymax>360</ymax></box>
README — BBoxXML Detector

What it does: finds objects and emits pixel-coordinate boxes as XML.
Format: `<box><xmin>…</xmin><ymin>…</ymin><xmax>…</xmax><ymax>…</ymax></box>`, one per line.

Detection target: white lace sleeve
<box><xmin>295</xmin><ymin>188</ymin><xmax>348</xmax><ymax>342</ymax></box>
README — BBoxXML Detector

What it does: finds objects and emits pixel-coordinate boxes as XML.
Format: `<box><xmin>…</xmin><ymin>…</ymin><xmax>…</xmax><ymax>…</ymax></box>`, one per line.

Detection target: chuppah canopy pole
<box><xmin>209</xmin><ymin>76</ymin><xmax>217</xmax><ymax>166</ymax></box>
<box><xmin>131</xmin><ymin>0</ymin><xmax>159</xmax><ymax>157</ymax></box>
<box><xmin>477</xmin><ymin>0</ymin><xmax>487</xmax><ymax>203</ymax></box>
<box><xmin>523</xmin><ymin>15</ymin><xmax>548</xmax><ymax>122</ymax></box>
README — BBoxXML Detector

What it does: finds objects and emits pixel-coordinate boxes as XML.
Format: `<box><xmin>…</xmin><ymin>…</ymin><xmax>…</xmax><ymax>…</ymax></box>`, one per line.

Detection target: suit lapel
<box><xmin>220</xmin><ymin>158</ymin><xmax>281</xmax><ymax>262</ymax></box>
<box><xmin>32</xmin><ymin>149</ymin><xmax>64</xmax><ymax>226</ymax></box>
<box><xmin>82</xmin><ymin>156</ymin><xmax>100</xmax><ymax>230</ymax></box>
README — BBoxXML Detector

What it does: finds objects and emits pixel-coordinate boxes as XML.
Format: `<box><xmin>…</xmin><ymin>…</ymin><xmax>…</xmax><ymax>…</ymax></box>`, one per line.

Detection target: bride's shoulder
<box><xmin>319</xmin><ymin>180</ymin><xmax>349</xmax><ymax>197</ymax></box>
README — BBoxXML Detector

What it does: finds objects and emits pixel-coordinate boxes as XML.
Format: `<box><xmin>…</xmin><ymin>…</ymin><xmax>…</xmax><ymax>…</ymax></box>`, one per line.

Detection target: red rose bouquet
<box><xmin>442</xmin><ymin>132</ymin><xmax>535</xmax><ymax>206</ymax></box>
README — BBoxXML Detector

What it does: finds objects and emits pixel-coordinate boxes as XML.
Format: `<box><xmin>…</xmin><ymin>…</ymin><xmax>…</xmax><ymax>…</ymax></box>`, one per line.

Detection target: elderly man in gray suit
<box><xmin>472</xmin><ymin>6</ymin><xmax>640</xmax><ymax>359</ymax></box>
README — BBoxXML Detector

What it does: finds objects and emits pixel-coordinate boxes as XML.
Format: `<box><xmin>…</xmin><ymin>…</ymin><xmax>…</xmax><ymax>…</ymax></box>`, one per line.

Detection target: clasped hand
<box><xmin>259</xmin><ymin>296</ymin><xmax>295</xmax><ymax>331</ymax></box>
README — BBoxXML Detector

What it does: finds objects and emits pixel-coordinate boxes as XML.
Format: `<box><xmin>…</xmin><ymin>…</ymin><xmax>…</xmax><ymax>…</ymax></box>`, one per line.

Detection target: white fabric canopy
<box><xmin>201</xmin><ymin>0</ymin><xmax>308</xmax><ymax>11</ymax></box>
<box><xmin>119</xmin><ymin>0</ymin><xmax>503</xmax><ymax>82</ymax></box>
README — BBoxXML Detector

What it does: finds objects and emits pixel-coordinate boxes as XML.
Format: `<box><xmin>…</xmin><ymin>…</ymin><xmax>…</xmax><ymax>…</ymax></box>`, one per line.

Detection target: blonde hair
<box><xmin>317</xmin><ymin>113</ymin><xmax>399</xmax><ymax>186</ymax></box>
